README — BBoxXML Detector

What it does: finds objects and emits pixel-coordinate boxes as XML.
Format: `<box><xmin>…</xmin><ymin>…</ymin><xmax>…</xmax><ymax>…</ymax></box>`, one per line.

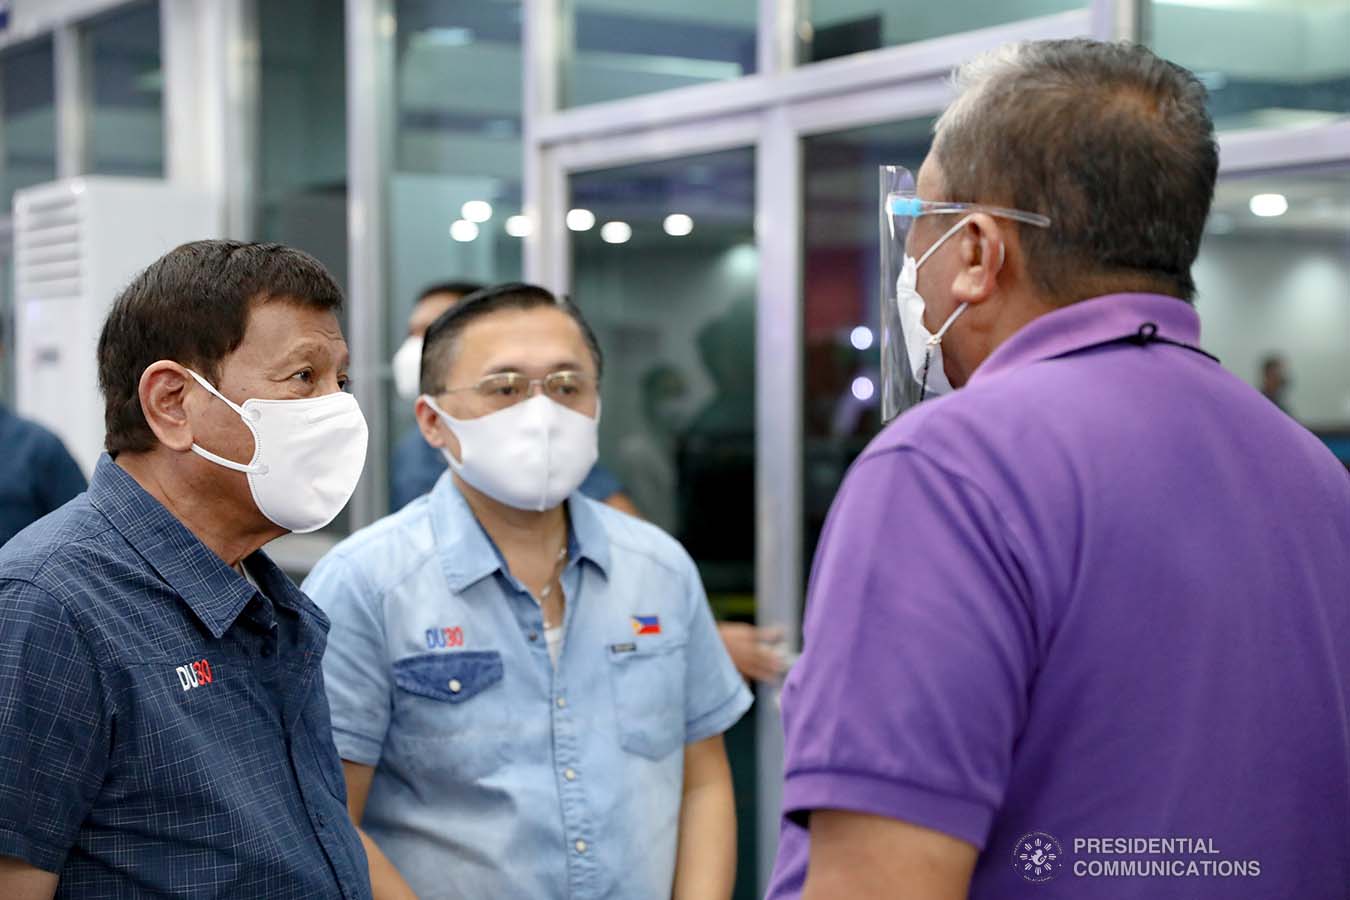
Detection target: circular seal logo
<box><xmin>1013</xmin><ymin>832</ymin><xmax>1063</xmax><ymax>883</ymax></box>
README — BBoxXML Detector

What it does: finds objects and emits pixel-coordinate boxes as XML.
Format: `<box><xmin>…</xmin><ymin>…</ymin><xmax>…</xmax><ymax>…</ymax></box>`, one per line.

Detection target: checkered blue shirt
<box><xmin>0</xmin><ymin>455</ymin><xmax>372</xmax><ymax>898</ymax></box>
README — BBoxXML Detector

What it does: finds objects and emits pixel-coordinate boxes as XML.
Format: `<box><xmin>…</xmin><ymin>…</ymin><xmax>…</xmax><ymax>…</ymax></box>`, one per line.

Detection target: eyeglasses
<box><xmin>440</xmin><ymin>370</ymin><xmax>599</xmax><ymax>413</ymax></box>
<box><xmin>887</xmin><ymin>194</ymin><xmax>1052</xmax><ymax>229</ymax></box>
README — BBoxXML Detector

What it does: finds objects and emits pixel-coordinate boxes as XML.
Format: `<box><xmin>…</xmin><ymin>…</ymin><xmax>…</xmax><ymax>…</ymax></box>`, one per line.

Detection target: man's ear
<box><xmin>138</xmin><ymin>362</ymin><xmax>196</xmax><ymax>452</ymax></box>
<box><xmin>950</xmin><ymin>214</ymin><xmax>1005</xmax><ymax>306</ymax></box>
<box><xmin>415</xmin><ymin>396</ymin><xmax>461</xmax><ymax>461</ymax></box>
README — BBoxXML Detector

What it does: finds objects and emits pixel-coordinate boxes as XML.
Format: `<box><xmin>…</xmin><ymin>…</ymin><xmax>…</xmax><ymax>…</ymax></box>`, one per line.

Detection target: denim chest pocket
<box><xmin>390</xmin><ymin>651</ymin><xmax>512</xmax><ymax>781</ymax></box>
<box><xmin>607</xmin><ymin>640</ymin><xmax>687</xmax><ymax>760</ymax></box>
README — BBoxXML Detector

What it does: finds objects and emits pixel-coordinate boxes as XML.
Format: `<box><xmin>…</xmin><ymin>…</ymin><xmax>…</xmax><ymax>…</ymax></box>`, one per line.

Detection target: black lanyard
<box><xmin>1076</xmin><ymin>321</ymin><xmax>1220</xmax><ymax>364</ymax></box>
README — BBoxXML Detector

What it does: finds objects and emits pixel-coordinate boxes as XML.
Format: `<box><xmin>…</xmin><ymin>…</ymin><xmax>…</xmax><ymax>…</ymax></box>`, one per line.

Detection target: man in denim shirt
<box><xmin>305</xmin><ymin>283</ymin><xmax>752</xmax><ymax>899</ymax></box>
<box><xmin>0</xmin><ymin>241</ymin><xmax>372</xmax><ymax>899</ymax></box>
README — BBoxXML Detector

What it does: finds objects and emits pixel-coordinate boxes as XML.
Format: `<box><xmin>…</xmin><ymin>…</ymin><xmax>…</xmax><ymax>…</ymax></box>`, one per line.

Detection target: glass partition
<box><xmin>799</xmin><ymin>0</ymin><xmax>1082</xmax><ymax>64</ymax></box>
<box><xmin>257</xmin><ymin>0</ymin><xmax>348</xmax><ymax>292</ymax></box>
<box><xmin>560</xmin><ymin>0</ymin><xmax>755</xmax><ymax>107</ymax></box>
<box><xmin>84</xmin><ymin>0</ymin><xmax>163</xmax><ymax>176</ymax></box>
<box><xmin>1149</xmin><ymin>0</ymin><xmax>1350</xmax><ymax>131</ymax></box>
<box><xmin>1</xmin><ymin>37</ymin><xmax>56</xmax><ymax>212</ymax></box>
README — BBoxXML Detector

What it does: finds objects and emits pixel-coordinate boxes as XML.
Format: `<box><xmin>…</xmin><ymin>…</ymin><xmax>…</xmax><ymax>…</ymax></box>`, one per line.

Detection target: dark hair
<box><xmin>419</xmin><ymin>282</ymin><xmax>603</xmax><ymax>394</ymax></box>
<box><xmin>416</xmin><ymin>280</ymin><xmax>484</xmax><ymax>305</ymax></box>
<box><xmin>1260</xmin><ymin>354</ymin><xmax>1285</xmax><ymax>374</ymax></box>
<box><xmin>934</xmin><ymin>39</ymin><xmax>1218</xmax><ymax>303</ymax></box>
<box><xmin>98</xmin><ymin>240</ymin><xmax>344</xmax><ymax>454</ymax></box>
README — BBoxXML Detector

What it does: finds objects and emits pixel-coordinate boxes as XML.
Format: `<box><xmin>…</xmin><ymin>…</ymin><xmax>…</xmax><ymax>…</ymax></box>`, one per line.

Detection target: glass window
<box><xmin>84</xmin><ymin>0</ymin><xmax>163</xmax><ymax>177</ymax></box>
<box><xmin>384</xmin><ymin>0</ymin><xmax>526</xmax><ymax>513</ymax></box>
<box><xmin>257</xmin><ymin>0</ymin><xmax>348</xmax><ymax>290</ymax></box>
<box><xmin>569</xmin><ymin>148</ymin><xmax>759</xmax><ymax>899</ymax></box>
<box><xmin>1</xmin><ymin>37</ymin><xmax>56</xmax><ymax>212</ymax></box>
<box><xmin>799</xmin><ymin>0</ymin><xmax>1082</xmax><ymax>64</ymax></box>
<box><xmin>560</xmin><ymin>1</ymin><xmax>756</xmax><ymax>107</ymax></box>
<box><xmin>1149</xmin><ymin>0</ymin><xmax>1350</xmax><ymax>131</ymax></box>
<box><xmin>801</xmin><ymin>117</ymin><xmax>934</xmax><ymax>565</ymax></box>
<box><xmin>1196</xmin><ymin>169</ymin><xmax>1350</xmax><ymax>464</ymax></box>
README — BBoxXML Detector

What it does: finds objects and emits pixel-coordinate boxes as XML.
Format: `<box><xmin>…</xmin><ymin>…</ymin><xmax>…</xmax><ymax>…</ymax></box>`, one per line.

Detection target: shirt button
<box><xmin>556</xmin><ymin>697</ymin><xmax>567</xmax><ymax>709</ymax></box>
<box><xmin>528</xmin><ymin>632</ymin><xmax>539</xmax><ymax>642</ymax></box>
<box><xmin>564</xmin><ymin>768</ymin><xmax>577</xmax><ymax>781</ymax></box>
<box><xmin>448</xmin><ymin>679</ymin><xmax>463</xmax><ymax>694</ymax></box>
<box><xmin>575</xmin><ymin>839</ymin><xmax>588</xmax><ymax>854</ymax></box>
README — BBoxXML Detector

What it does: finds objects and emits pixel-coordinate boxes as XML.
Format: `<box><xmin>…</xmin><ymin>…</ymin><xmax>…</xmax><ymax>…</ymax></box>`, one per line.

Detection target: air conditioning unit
<box><xmin>13</xmin><ymin>177</ymin><xmax>218</xmax><ymax>475</ymax></box>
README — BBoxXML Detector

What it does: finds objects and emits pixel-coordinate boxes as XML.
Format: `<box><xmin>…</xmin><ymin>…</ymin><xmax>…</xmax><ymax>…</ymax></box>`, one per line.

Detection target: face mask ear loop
<box><xmin>915</xmin><ymin>214</ymin><xmax>975</xmax><ymax>269</ymax></box>
<box><xmin>183</xmin><ymin>368</ymin><xmax>266</xmax><ymax>474</ymax></box>
<box><xmin>184</xmin><ymin>368</ymin><xmax>252</xmax><ymax>420</ymax></box>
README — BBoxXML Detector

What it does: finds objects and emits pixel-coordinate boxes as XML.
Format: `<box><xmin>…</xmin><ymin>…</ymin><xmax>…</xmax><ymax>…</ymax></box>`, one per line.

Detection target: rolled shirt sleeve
<box><xmin>0</xmin><ymin>580</ymin><xmax>109</xmax><ymax>871</ymax></box>
<box><xmin>303</xmin><ymin>555</ymin><xmax>392</xmax><ymax>766</ymax></box>
<box><xmin>679</xmin><ymin>552</ymin><xmax>754</xmax><ymax>744</ymax></box>
<box><xmin>779</xmin><ymin>447</ymin><xmax>1037</xmax><ymax>849</ymax></box>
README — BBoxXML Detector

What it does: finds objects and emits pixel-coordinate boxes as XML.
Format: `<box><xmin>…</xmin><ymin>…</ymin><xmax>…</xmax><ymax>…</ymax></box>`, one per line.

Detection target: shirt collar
<box><xmin>429</xmin><ymin>473</ymin><xmax>612</xmax><ymax>594</ymax></box>
<box><xmin>87</xmin><ymin>455</ymin><xmax>295</xmax><ymax>639</ymax></box>
<box><xmin>969</xmin><ymin>293</ymin><xmax>1204</xmax><ymax>385</ymax></box>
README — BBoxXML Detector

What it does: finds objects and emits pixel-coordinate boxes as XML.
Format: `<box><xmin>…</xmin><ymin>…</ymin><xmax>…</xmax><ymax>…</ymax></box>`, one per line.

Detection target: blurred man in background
<box><xmin>390</xmin><ymin>280</ymin><xmax>483</xmax><ymax>510</ymax></box>
<box><xmin>1258</xmin><ymin>352</ymin><xmax>1292</xmax><ymax>415</ymax></box>
<box><xmin>0</xmin><ymin>319</ymin><xmax>86</xmax><ymax>546</ymax></box>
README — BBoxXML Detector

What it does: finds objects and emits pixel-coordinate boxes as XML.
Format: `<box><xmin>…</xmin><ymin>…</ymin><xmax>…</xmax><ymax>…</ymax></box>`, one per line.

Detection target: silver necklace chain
<box><xmin>537</xmin><ymin>542</ymin><xmax>569</xmax><ymax>619</ymax></box>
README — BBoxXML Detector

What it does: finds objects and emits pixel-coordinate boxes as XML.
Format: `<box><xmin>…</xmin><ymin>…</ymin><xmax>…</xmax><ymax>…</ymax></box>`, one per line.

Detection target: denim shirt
<box><xmin>305</xmin><ymin>471</ymin><xmax>752</xmax><ymax>899</ymax></box>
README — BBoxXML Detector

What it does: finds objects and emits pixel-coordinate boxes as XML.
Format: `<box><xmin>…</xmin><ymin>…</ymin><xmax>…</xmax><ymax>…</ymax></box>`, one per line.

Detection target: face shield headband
<box><xmin>878</xmin><ymin>164</ymin><xmax>1051</xmax><ymax>422</ymax></box>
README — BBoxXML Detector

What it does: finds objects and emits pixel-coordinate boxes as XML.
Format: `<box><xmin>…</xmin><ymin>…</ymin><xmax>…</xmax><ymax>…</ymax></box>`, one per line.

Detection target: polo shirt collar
<box><xmin>430</xmin><ymin>472</ymin><xmax>612</xmax><ymax>594</ymax></box>
<box><xmin>87</xmin><ymin>455</ymin><xmax>272</xmax><ymax>639</ymax></box>
<box><xmin>969</xmin><ymin>293</ymin><xmax>1205</xmax><ymax>386</ymax></box>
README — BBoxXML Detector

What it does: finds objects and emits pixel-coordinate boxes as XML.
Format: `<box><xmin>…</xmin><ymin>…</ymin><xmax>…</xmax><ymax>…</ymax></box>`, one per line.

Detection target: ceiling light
<box><xmin>1249</xmin><ymin>193</ymin><xmax>1288</xmax><ymax>217</ymax></box>
<box><xmin>461</xmin><ymin>200</ymin><xmax>492</xmax><ymax>223</ymax></box>
<box><xmin>566</xmin><ymin>209</ymin><xmax>596</xmax><ymax>232</ymax></box>
<box><xmin>600</xmin><ymin>221</ymin><xmax>632</xmax><ymax>244</ymax></box>
<box><xmin>663</xmin><ymin>213</ymin><xmax>694</xmax><ymax>236</ymax></box>
<box><xmin>505</xmin><ymin>215</ymin><xmax>532</xmax><ymax>238</ymax></box>
<box><xmin>449</xmin><ymin>219</ymin><xmax>479</xmax><ymax>242</ymax></box>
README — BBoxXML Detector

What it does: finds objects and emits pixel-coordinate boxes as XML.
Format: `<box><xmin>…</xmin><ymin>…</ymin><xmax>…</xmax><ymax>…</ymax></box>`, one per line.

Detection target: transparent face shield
<box><xmin>878</xmin><ymin>165</ymin><xmax>1052</xmax><ymax>422</ymax></box>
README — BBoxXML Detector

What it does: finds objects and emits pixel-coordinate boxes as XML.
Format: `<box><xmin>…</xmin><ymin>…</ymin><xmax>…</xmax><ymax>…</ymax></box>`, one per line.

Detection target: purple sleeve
<box><xmin>780</xmin><ymin>447</ymin><xmax>1037</xmax><ymax>850</ymax></box>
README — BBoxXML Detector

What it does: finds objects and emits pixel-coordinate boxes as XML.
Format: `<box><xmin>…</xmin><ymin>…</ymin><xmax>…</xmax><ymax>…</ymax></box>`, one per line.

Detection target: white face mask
<box><xmin>186</xmin><ymin>369</ymin><xmax>369</xmax><ymax>533</ymax></box>
<box><xmin>895</xmin><ymin>215</ymin><xmax>975</xmax><ymax>397</ymax></box>
<box><xmin>392</xmin><ymin>336</ymin><xmax>423</xmax><ymax>402</ymax></box>
<box><xmin>424</xmin><ymin>393</ymin><xmax>598</xmax><ymax>512</ymax></box>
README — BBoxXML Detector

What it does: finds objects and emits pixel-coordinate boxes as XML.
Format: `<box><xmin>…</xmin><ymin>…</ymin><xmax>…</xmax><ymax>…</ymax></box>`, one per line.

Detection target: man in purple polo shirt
<box><xmin>767</xmin><ymin>39</ymin><xmax>1350</xmax><ymax>900</ymax></box>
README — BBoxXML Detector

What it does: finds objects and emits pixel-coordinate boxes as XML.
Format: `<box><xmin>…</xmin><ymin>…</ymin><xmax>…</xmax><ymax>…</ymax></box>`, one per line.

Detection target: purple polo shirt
<box><xmin>767</xmin><ymin>293</ymin><xmax>1350</xmax><ymax>899</ymax></box>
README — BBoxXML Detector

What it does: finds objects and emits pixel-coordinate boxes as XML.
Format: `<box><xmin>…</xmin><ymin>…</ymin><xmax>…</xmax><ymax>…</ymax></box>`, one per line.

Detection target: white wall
<box><xmin>1194</xmin><ymin>234</ymin><xmax>1350</xmax><ymax>425</ymax></box>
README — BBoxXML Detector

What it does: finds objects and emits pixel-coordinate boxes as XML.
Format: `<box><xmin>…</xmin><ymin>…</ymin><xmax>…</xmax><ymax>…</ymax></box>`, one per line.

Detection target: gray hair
<box><xmin>933</xmin><ymin>39</ymin><xmax>1218</xmax><ymax>303</ymax></box>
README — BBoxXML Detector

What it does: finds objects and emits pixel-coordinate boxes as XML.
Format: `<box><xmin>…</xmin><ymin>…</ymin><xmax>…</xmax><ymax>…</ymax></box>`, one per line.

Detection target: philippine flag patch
<box><xmin>631</xmin><ymin>615</ymin><xmax>661</xmax><ymax>636</ymax></box>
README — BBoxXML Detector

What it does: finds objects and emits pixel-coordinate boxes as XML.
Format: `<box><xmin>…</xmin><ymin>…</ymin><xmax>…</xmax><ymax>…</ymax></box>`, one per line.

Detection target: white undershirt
<box><xmin>544</xmin><ymin>624</ymin><xmax>564</xmax><ymax>668</ymax></box>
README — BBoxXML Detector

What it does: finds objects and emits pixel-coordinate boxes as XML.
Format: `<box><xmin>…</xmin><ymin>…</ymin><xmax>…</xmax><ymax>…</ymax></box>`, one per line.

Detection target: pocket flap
<box><xmin>393</xmin><ymin>651</ymin><xmax>504</xmax><ymax>703</ymax></box>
